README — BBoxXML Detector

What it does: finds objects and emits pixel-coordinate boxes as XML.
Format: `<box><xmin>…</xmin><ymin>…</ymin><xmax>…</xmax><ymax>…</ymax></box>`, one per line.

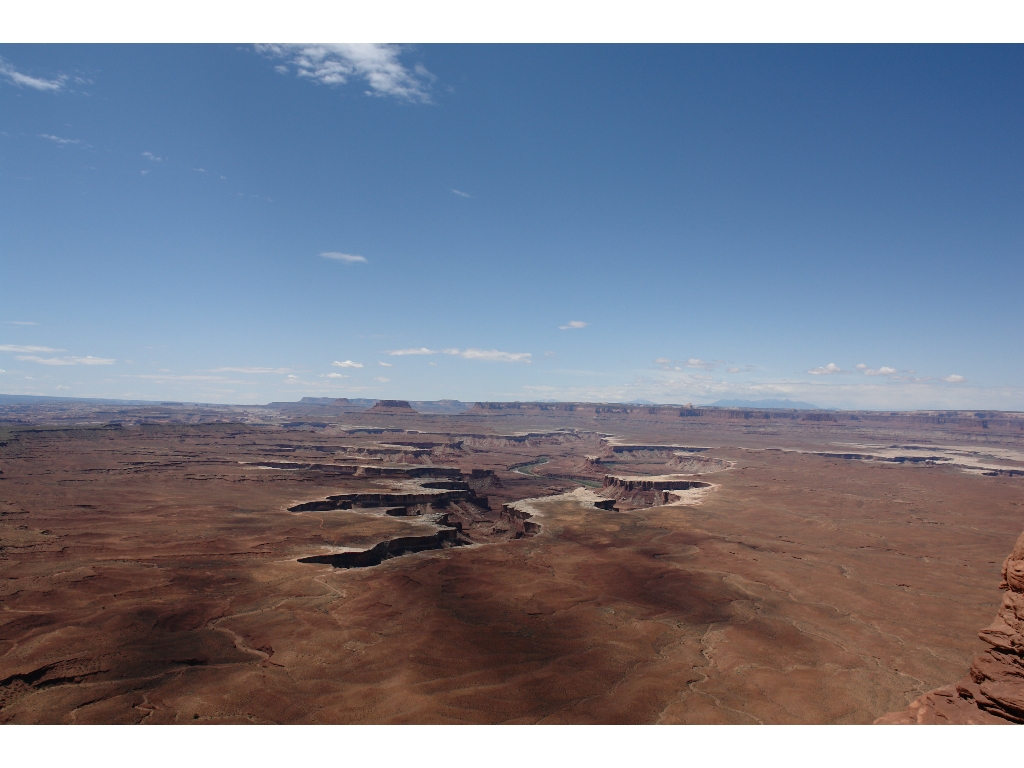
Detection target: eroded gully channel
<box><xmin>290</xmin><ymin>475</ymin><xmax>539</xmax><ymax>570</ymax></box>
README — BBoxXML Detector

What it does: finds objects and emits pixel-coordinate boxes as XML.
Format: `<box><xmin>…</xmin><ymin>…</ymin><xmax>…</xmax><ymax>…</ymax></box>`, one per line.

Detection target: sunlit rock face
<box><xmin>876</xmin><ymin>531</ymin><xmax>1024</xmax><ymax>724</ymax></box>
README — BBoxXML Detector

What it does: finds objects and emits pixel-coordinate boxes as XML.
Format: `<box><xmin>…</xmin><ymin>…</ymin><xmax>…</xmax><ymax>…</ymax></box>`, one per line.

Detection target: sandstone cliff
<box><xmin>876</xmin><ymin>530</ymin><xmax>1024</xmax><ymax>724</ymax></box>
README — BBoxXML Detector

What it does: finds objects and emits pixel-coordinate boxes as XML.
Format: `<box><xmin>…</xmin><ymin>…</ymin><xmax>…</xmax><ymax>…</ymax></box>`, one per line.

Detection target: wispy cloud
<box><xmin>213</xmin><ymin>366</ymin><xmax>291</xmax><ymax>374</ymax></box>
<box><xmin>559</xmin><ymin>320</ymin><xmax>589</xmax><ymax>330</ymax></box>
<box><xmin>16</xmin><ymin>356</ymin><xmax>69</xmax><ymax>366</ymax></box>
<box><xmin>374</xmin><ymin>376</ymin><xmax>391</xmax><ymax>383</ymax></box>
<box><xmin>378</xmin><ymin>361</ymin><xmax>393</xmax><ymax>367</ymax></box>
<box><xmin>387</xmin><ymin>347</ymin><xmax>437</xmax><ymax>356</ymax></box>
<box><xmin>257</xmin><ymin>44</ymin><xmax>434</xmax><ymax>103</ymax></box>
<box><xmin>0</xmin><ymin>57</ymin><xmax>66</xmax><ymax>91</ymax></box>
<box><xmin>0</xmin><ymin>344</ymin><xmax>63</xmax><ymax>353</ymax></box>
<box><xmin>684</xmin><ymin>358</ymin><xmax>716</xmax><ymax>371</ymax></box>
<box><xmin>332</xmin><ymin>360</ymin><xmax>363</xmax><ymax>368</ymax></box>
<box><xmin>320</xmin><ymin>251</ymin><xmax>368</xmax><ymax>264</ymax></box>
<box><xmin>382</xmin><ymin>346</ymin><xmax>530</xmax><ymax>362</ymax></box>
<box><xmin>135</xmin><ymin>374</ymin><xmax>231</xmax><ymax>381</ymax></box>
<box><xmin>320</xmin><ymin>372</ymin><xmax>348</xmax><ymax>379</ymax></box>
<box><xmin>16</xmin><ymin>354</ymin><xmax>114</xmax><ymax>366</ymax></box>
<box><xmin>452</xmin><ymin>189</ymin><xmax>471</xmax><ymax>198</ymax></box>
<box><xmin>40</xmin><ymin>134</ymin><xmax>79</xmax><ymax>146</ymax></box>
<box><xmin>943</xmin><ymin>374</ymin><xmax>966</xmax><ymax>383</ymax></box>
<box><xmin>142</xmin><ymin>151</ymin><xmax>162</xmax><ymax>162</ymax></box>
<box><xmin>727</xmin><ymin>365</ymin><xmax>756</xmax><ymax>374</ymax></box>
<box><xmin>3</xmin><ymin>321</ymin><xmax>39</xmax><ymax>326</ymax></box>
<box><xmin>443</xmin><ymin>348</ymin><xmax>532</xmax><ymax>363</ymax></box>
<box><xmin>808</xmin><ymin>363</ymin><xmax>844</xmax><ymax>375</ymax></box>
<box><xmin>655</xmin><ymin>357</ymin><xmax>721</xmax><ymax>371</ymax></box>
<box><xmin>864</xmin><ymin>366</ymin><xmax>897</xmax><ymax>376</ymax></box>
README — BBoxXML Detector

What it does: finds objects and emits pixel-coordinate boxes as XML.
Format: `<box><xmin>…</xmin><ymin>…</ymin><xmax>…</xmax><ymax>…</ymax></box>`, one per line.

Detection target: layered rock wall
<box><xmin>876</xmin><ymin>530</ymin><xmax>1024</xmax><ymax>724</ymax></box>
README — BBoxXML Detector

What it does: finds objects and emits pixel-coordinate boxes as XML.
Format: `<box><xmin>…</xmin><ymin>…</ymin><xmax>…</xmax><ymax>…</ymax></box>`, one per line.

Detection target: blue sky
<box><xmin>1</xmin><ymin>44</ymin><xmax>1022</xmax><ymax>408</ymax></box>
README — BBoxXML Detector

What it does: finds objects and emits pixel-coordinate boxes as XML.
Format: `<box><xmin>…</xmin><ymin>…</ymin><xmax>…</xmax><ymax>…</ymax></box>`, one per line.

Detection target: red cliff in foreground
<box><xmin>877</xmin><ymin>530</ymin><xmax>1024</xmax><ymax>724</ymax></box>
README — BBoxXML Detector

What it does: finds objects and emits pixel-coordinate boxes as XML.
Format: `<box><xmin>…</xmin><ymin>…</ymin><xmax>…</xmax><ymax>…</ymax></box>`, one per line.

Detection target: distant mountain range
<box><xmin>708</xmin><ymin>398</ymin><xmax>827</xmax><ymax>410</ymax></box>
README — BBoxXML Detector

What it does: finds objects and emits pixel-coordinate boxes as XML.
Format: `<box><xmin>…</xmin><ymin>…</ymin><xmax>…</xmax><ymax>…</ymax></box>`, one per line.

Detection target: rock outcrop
<box><xmin>875</xmin><ymin>530</ymin><xmax>1024</xmax><ymax>724</ymax></box>
<box><xmin>367</xmin><ymin>399</ymin><xmax>417</xmax><ymax>413</ymax></box>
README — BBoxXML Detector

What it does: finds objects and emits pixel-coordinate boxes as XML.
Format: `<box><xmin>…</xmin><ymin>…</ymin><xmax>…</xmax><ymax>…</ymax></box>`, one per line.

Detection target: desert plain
<box><xmin>1</xmin><ymin>396</ymin><xmax>1023</xmax><ymax>724</ymax></box>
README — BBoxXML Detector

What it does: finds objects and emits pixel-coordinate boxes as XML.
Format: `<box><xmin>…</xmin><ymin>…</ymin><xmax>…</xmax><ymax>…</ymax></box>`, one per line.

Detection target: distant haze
<box><xmin>708</xmin><ymin>399</ymin><xmax>825</xmax><ymax>410</ymax></box>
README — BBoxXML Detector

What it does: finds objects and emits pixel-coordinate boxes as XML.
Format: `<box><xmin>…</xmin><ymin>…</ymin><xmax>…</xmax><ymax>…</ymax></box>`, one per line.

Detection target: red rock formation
<box><xmin>876</xmin><ymin>531</ymin><xmax>1024</xmax><ymax>724</ymax></box>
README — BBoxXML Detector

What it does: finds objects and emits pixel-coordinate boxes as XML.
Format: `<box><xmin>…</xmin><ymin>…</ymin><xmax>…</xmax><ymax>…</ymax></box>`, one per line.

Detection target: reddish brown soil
<box><xmin>1</xmin><ymin>402</ymin><xmax>1022</xmax><ymax>723</ymax></box>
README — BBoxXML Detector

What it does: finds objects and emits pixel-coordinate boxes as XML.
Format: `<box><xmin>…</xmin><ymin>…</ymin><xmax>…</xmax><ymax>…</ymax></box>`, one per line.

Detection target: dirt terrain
<box><xmin>1</xmin><ymin>397</ymin><xmax>1022</xmax><ymax>723</ymax></box>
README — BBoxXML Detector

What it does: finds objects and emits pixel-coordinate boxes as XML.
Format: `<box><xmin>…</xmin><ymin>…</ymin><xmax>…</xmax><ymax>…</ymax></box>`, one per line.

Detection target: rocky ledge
<box><xmin>875</xmin><ymin>529</ymin><xmax>1024</xmax><ymax>724</ymax></box>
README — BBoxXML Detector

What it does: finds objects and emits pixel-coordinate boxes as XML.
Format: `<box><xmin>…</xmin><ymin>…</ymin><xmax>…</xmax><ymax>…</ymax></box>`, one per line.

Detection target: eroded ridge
<box><xmin>876</xmin><ymin>529</ymin><xmax>1024</xmax><ymax>724</ymax></box>
<box><xmin>599</xmin><ymin>474</ymin><xmax>713</xmax><ymax>509</ymax></box>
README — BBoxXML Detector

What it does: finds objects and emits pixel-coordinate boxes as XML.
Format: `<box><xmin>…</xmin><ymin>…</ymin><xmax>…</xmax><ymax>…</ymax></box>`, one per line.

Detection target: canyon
<box><xmin>1</xmin><ymin>396</ymin><xmax>1022</xmax><ymax>723</ymax></box>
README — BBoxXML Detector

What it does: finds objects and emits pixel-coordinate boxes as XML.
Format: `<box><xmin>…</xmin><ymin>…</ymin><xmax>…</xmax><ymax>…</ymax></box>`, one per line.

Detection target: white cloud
<box><xmin>387</xmin><ymin>347</ymin><xmax>437</xmax><ymax>356</ymax></box>
<box><xmin>428</xmin><ymin>362</ymin><xmax>438</xmax><ymax>366</ymax></box>
<box><xmin>374</xmin><ymin>377</ymin><xmax>391</xmax><ymax>383</ymax></box>
<box><xmin>257</xmin><ymin>44</ymin><xmax>434</xmax><ymax>103</ymax></box>
<box><xmin>0</xmin><ymin>369</ymin><xmax>5</xmax><ymax>373</ymax></box>
<box><xmin>134</xmin><ymin>374</ymin><xmax>231</xmax><ymax>381</ymax></box>
<box><xmin>808</xmin><ymin>363</ymin><xmax>843</xmax><ymax>375</ymax></box>
<box><xmin>332</xmin><ymin>360</ymin><xmax>364</xmax><ymax>368</ymax></box>
<box><xmin>16</xmin><ymin>356</ymin><xmax>74</xmax><ymax>366</ymax></box>
<box><xmin>320</xmin><ymin>251</ymin><xmax>368</xmax><ymax>264</ymax></box>
<box><xmin>15</xmin><ymin>354</ymin><xmax>113</xmax><ymax>366</ymax></box>
<box><xmin>0</xmin><ymin>344</ymin><xmax>63</xmax><ymax>353</ymax></box>
<box><xmin>213</xmin><ymin>367</ymin><xmax>291</xmax><ymax>374</ymax></box>
<box><xmin>142</xmin><ymin>151</ymin><xmax>162</xmax><ymax>162</ymax></box>
<box><xmin>0</xmin><ymin>57</ymin><xmax>65</xmax><ymax>91</ymax></box>
<box><xmin>3</xmin><ymin>321</ymin><xmax>39</xmax><ymax>326</ymax></box>
<box><xmin>40</xmin><ymin>134</ymin><xmax>79</xmax><ymax>145</ymax></box>
<box><xmin>452</xmin><ymin>189</ymin><xmax>471</xmax><ymax>198</ymax></box>
<box><xmin>655</xmin><ymin>357</ymin><xmax>720</xmax><ymax>372</ymax></box>
<box><xmin>444</xmin><ymin>348</ymin><xmax>532</xmax><ymax>363</ymax></box>
<box><xmin>855</xmin><ymin>363</ymin><xmax>867</xmax><ymax>370</ymax></box>
<box><xmin>943</xmin><ymin>374</ymin><xmax>966</xmax><ymax>383</ymax></box>
<box><xmin>55</xmin><ymin>385</ymin><xmax>69</xmax><ymax>391</ymax></box>
<box><xmin>320</xmin><ymin>372</ymin><xmax>348</xmax><ymax>379</ymax></box>
<box><xmin>864</xmin><ymin>366</ymin><xmax>897</xmax><ymax>376</ymax></box>
<box><xmin>378</xmin><ymin>361</ymin><xmax>393</xmax><ymax>367</ymax></box>
<box><xmin>67</xmin><ymin>356</ymin><xmax>114</xmax><ymax>365</ymax></box>
<box><xmin>559</xmin><ymin>320</ymin><xmax>589</xmax><ymax>330</ymax></box>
